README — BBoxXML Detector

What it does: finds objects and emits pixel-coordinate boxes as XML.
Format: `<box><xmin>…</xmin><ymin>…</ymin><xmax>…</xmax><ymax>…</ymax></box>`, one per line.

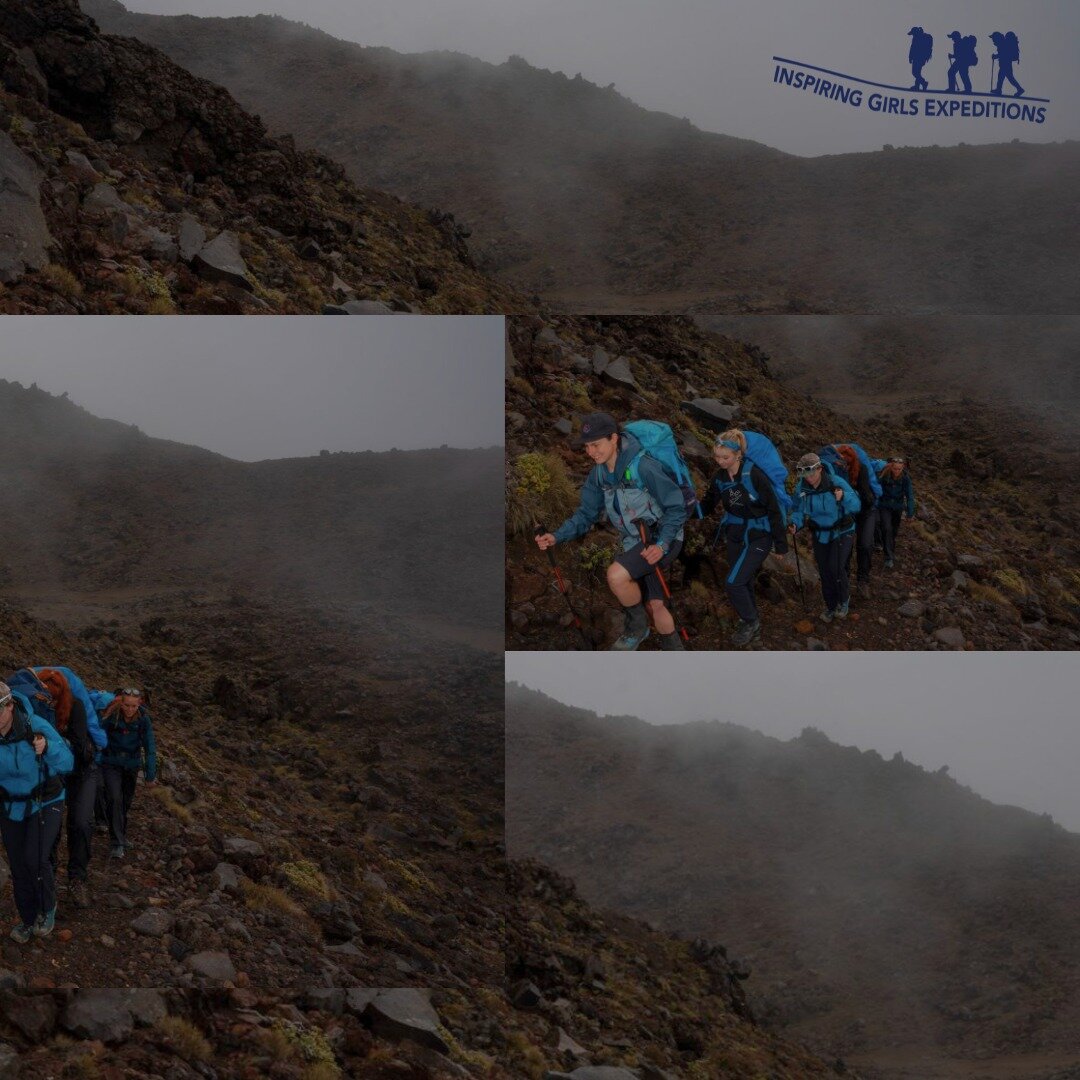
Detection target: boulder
<box><xmin>553</xmin><ymin>418</ymin><xmax>573</xmax><ymax>436</ymax></box>
<box><xmin>186</xmin><ymin>950</ymin><xmax>236</xmax><ymax>982</ymax></box>
<box><xmin>177</xmin><ymin>214</ymin><xmax>206</xmax><ymax>262</ymax></box>
<box><xmin>81</xmin><ymin>181</ymin><xmax>128</xmax><ymax>215</ymax></box>
<box><xmin>681</xmin><ymin>398</ymin><xmax>741</xmax><ymax>430</ymax></box>
<box><xmin>0</xmin><ymin>132</ymin><xmax>53</xmax><ymax>283</ymax></box>
<box><xmin>0</xmin><ymin>990</ymin><xmax>56</xmax><ymax>1041</ymax></box>
<box><xmin>222</xmin><ymin>836</ymin><xmax>264</xmax><ymax>858</ymax></box>
<box><xmin>898</xmin><ymin>599</ymin><xmax>926</xmax><ymax>618</ymax></box>
<box><xmin>956</xmin><ymin>554</ymin><xmax>984</xmax><ymax>568</ymax></box>
<box><xmin>359</xmin><ymin>988</ymin><xmax>449</xmax><ymax>1054</ymax></box>
<box><xmin>131</xmin><ymin>909</ymin><xmax>175</xmax><ymax>937</ymax></box>
<box><xmin>600</xmin><ymin>357</ymin><xmax>637</xmax><ymax>391</ymax></box>
<box><xmin>591</xmin><ymin>347</ymin><xmax>611</xmax><ymax>376</ymax></box>
<box><xmin>192</xmin><ymin>231</ymin><xmax>253</xmax><ymax>291</ymax></box>
<box><xmin>569</xmin><ymin>354</ymin><xmax>592</xmax><ymax>375</ymax></box>
<box><xmin>934</xmin><ymin>626</ymin><xmax>966</xmax><ymax>649</ymax></box>
<box><xmin>60</xmin><ymin>989</ymin><xmax>164</xmax><ymax>1043</ymax></box>
<box><xmin>212</xmin><ymin>862</ymin><xmax>243</xmax><ymax>894</ymax></box>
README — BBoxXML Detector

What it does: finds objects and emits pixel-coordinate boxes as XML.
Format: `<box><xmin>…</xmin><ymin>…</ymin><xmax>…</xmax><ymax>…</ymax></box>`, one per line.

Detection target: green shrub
<box><xmin>506</xmin><ymin>452</ymin><xmax>579</xmax><ymax>537</ymax></box>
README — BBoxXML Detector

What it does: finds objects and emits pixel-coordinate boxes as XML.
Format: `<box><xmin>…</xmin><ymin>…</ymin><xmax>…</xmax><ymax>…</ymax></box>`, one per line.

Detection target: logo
<box><xmin>772</xmin><ymin>26</ymin><xmax>1049</xmax><ymax>125</ymax></box>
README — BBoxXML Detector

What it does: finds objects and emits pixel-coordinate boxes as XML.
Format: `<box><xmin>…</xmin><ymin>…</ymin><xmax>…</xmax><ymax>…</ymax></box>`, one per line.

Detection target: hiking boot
<box><xmin>69</xmin><ymin>879</ymin><xmax>90</xmax><ymax>909</ymax></box>
<box><xmin>610</xmin><ymin>603</ymin><xmax>650</xmax><ymax>651</ymax></box>
<box><xmin>9</xmin><ymin>923</ymin><xmax>33</xmax><ymax>944</ymax></box>
<box><xmin>731</xmin><ymin>620</ymin><xmax>761</xmax><ymax>647</ymax></box>
<box><xmin>819</xmin><ymin>608</ymin><xmax>835</xmax><ymax>624</ymax></box>
<box><xmin>658</xmin><ymin>631</ymin><xmax>685</xmax><ymax>651</ymax></box>
<box><xmin>110</xmin><ymin>845</ymin><xmax>125</xmax><ymax>860</ymax></box>
<box><xmin>32</xmin><ymin>908</ymin><xmax>56</xmax><ymax>938</ymax></box>
<box><xmin>835</xmin><ymin>600</ymin><xmax>850</xmax><ymax>619</ymax></box>
<box><xmin>857</xmin><ymin>582</ymin><xmax>871</xmax><ymax>600</ymax></box>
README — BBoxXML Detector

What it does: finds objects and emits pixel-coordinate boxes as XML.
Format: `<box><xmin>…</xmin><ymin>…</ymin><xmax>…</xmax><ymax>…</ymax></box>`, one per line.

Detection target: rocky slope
<box><xmin>504</xmin><ymin>314</ymin><xmax>1080</xmax><ymax>651</ymax></box>
<box><xmin>506</xmin><ymin>683</ymin><xmax>1080</xmax><ymax>1076</ymax></box>
<box><xmin>84</xmin><ymin>1</ymin><xmax>1080</xmax><ymax>316</ymax></box>
<box><xmin>0</xmin><ymin>0</ymin><xmax>523</xmax><ymax>313</ymax></box>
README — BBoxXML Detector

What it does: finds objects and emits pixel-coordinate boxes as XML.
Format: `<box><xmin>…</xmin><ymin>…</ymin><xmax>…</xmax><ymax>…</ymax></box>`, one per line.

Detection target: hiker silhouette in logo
<box><xmin>947</xmin><ymin>31</ymin><xmax>978</xmax><ymax>93</ymax></box>
<box><xmin>875</xmin><ymin>455</ymin><xmax>916</xmax><ymax>569</ymax></box>
<box><xmin>907</xmin><ymin>26</ymin><xmax>933</xmax><ymax>91</ymax></box>
<box><xmin>989</xmin><ymin>32</ymin><xmax>1024</xmax><ymax>97</ymax></box>
<box><xmin>0</xmin><ymin>681</ymin><xmax>74</xmax><ymax>943</ymax></box>
<box><xmin>699</xmin><ymin>429</ymin><xmax>789</xmax><ymax>648</ymax></box>
<box><xmin>535</xmin><ymin>412</ymin><xmax>689</xmax><ymax>650</ymax></box>
<box><xmin>788</xmin><ymin>453</ymin><xmax>861</xmax><ymax>623</ymax></box>
<box><xmin>93</xmin><ymin>688</ymin><xmax>156</xmax><ymax>860</ymax></box>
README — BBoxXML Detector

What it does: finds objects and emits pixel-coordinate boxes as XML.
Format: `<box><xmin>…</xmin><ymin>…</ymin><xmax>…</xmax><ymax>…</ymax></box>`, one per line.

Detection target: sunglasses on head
<box><xmin>119</xmin><ymin>688</ymin><xmax>142</xmax><ymax>698</ymax></box>
<box><xmin>797</xmin><ymin>464</ymin><xmax>822</xmax><ymax>476</ymax></box>
<box><xmin>888</xmin><ymin>457</ymin><xmax>906</xmax><ymax>464</ymax></box>
<box><xmin>0</xmin><ymin>694</ymin><xmax>11</xmax><ymax>709</ymax></box>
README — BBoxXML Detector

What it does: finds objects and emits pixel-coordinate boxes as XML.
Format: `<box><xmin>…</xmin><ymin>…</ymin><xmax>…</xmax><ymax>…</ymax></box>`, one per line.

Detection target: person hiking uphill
<box><xmin>535</xmin><ymin>412</ymin><xmax>688</xmax><ymax>650</ymax></box>
<box><xmin>788</xmin><ymin>453</ymin><xmax>861</xmax><ymax>622</ymax></box>
<box><xmin>989</xmin><ymin>32</ymin><xmax>1024</xmax><ymax>97</ymax></box>
<box><xmin>91</xmin><ymin>687</ymin><xmax>156</xmax><ymax>859</ymax></box>
<box><xmin>907</xmin><ymin>26</ymin><xmax>933</xmax><ymax>91</ymax></box>
<box><xmin>7</xmin><ymin>666</ymin><xmax>106</xmax><ymax>910</ymax></box>
<box><xmin>699</xmin><ymin>429</ymin><xmax>788</xmax><ymax>647</ymax></box>
<box><xmin>833</xmin><ymin>445</ymin><xmax>877</xmax><ymax>601</ymax></box>
<box><xmin>876</xmin><ymin>454</ymin><xmax>916</xmax><ymax>568</ymax></box>
<box><xmin>0</xmin><ymin>681</ymin><xmax>74</xmax><ymax>942</ymax></box>
<box><xmin>947</xmin><ymin>31</ymin><xmax>978</xmax><ymax>93</ymax></box>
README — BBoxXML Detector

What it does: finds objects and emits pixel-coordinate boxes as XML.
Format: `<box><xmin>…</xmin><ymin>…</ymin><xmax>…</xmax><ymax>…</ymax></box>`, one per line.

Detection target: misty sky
<box><xmin>507</xmin><ymin>653</ymin><xmax>1080</xmax><ymax>832</ymax></box>
<box><xmin>0</xmin><ymin>315</ymin><xmax>503</xmax><ymax>461</ymax></box>
<box><xmin>121</xmin><ymin>0</ymin><xmax>1079</xmax><ymax>154</ymax></box>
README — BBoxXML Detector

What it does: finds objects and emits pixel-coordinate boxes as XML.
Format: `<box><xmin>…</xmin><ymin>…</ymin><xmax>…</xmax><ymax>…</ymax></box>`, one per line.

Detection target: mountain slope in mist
<box><xmin>0</xmin><ymin>0</ymin><xmax>520</xmax><ymax>314</ymax></box>
<box><xmin>0</xmin><ymin>379</ymin><xmax>501</xmax><ymax>631</ymax></box>
<box><xmin>85</xmin><ymin>0</ymin><xmax>1080</xmax><ymax>317</ymax></box>
<box><xmin>506</xmin><ymin>682</ymin><xmax>1080</xmax><ymax>1073</ymax></box>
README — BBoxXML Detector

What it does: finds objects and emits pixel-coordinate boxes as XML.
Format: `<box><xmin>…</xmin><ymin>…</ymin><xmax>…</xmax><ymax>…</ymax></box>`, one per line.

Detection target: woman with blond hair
<box><xmin>876</xmin><ymin>454</ymin><xmax>916</xmax><ymax>568</ymax></box>
<box><xmin>699</xmin><ymin>429</ymin><xmax>789</xmax><ymax>647</ymax></box>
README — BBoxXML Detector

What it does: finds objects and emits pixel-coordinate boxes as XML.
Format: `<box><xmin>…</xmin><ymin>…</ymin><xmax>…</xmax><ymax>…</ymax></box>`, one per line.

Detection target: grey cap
<box><xmin>796</xmin><ymin>453</ymin><xmax>822</xmax><ymax>474</ymax></box>
<box><xmin>573</xmin><ymin>412</ymin><xmax>619</xmax><ymax>445</ymax></box>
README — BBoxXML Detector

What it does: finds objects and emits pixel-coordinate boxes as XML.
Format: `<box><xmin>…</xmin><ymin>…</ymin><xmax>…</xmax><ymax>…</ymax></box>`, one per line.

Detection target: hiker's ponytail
<box><xmin>837</xmin><ymin>445</ymin><xmax>861</xmax><ymax>483</ymax></box>
<box><xmin>716</xmin><ymin>429</ymin><xmax>747</xmax><ymax>456</ymax></box>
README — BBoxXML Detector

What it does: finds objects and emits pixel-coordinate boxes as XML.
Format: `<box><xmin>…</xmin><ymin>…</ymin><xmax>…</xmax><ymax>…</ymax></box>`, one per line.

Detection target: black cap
<box><xmin>574</xmin><ymin>412</ymin><xmax>619</xmax><ymax>445</ymax></box>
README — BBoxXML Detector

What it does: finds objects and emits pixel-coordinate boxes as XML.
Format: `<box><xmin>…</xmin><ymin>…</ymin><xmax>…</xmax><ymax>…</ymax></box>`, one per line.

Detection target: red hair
<box><xmin>837</xmin><ymin>445</ymin><xmax>861</xmax><ymax>483</ymax></box>
<box><xmin>35</xmin><ymin>668</ymin><xmax>73</xmax><ymax>731</ymax></box>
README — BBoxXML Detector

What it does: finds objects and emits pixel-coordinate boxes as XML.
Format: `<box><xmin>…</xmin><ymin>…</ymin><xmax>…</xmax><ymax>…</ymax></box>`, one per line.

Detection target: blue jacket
<box><xmin>91</xmin><ymin>692</ymin><xmax>157</xmax><ymax>781</ymax></box>
<box><xmin>0</xmin><ymin>694</ymin><xmax>74</xmax><ymax>821</ymax></box>
<box><xmin>790</xmin><ymin>471</ymin><xmax>861</xmax><ymax>544</ymax></box>
<box><xmin>553</xmin><ymin>432</ymin><xmax>688</xmax><ymax>553</ymax></box>
<box><xmin>877</xmin><ymin>468</ymin><xmax>916</xmax><ymax>516</ymax></box>
<box><xmin>31</xmin><ymin>666</ymin><xmax>107</xmax><ymax>753</ymax></box>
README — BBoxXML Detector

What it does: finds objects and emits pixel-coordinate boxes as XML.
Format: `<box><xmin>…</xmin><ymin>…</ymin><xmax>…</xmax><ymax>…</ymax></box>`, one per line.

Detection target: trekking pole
<box><xmin>36</xmin><ymin>754</ymin><xmax>47</xmax><ymax>925</ymax></box>
<box><xmin>534</xmin><ymin>525</ymin><xmax>593</xmax><ymax>650</ymax></box>
<box><xmin>636</xmin><ymin>521</ymin><xmax>690</xmax><ymax>646</ymax></box>
<box><xmin>791</xmin><ymin>529</ymin><xmax>809</xmax><ymax>613</ymax></box>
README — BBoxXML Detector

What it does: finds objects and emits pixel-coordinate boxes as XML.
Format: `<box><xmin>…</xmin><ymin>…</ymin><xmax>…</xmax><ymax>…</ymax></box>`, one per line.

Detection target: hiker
<box><xmin>990</xmin><ymin>32</ymin><xmax>1024</xmax><ymax>97</ymax></box>
<box><xmin>92</xmin><ymin>688</ymin><xmax>156</xmax><ymax>858</ymax></box>
<box><xmin>0</xmin><ymin>681</ymin><xmax>74</xmax><ymax>942</ymax></box>
<box><xmin>947</xmin><ymin>31</ymin><xmax>978</xmax><ymax>93</ymax></box>
<box><xmin>836</xmin><ymin>445</ymin><xmax>877</xmax><ymax>600</ymax></box>
<box><xmin>7</xmin><ymin>667</ymin><xmax>106</xmax><ymax>910</ymax></box>
<box><xmin>699</xmin><ymin>429</ymin><xmax>788</xmax><ymax>647</ymax></box>
<box><xmin>876</xmin><ymin>455</ymin><xmax>916</xmax><ymax>568</ymax></box>
<box><xmin>788</xmin><ymin>453</ymin><xmax>861</xmax><ymax>622</ymax></box>
<box><xmin>907</xmin><ymin>26</ymin><xmax>933</xmax><ymax>91</ymax></box>
<box><xmin>535</xmin><ymin>412</ymin><xmax>689</xmax><ymax>650</ymax></box>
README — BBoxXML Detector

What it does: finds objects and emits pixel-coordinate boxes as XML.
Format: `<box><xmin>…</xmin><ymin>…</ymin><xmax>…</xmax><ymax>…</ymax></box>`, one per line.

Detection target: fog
<box><xmin>121</xmin><ymin>0</ymin><xmax>1079</xmax><ymax>154</ymax></box>
<box><xmin>0</xmin><ymin>315</ymin><xmax>503</xmax><ymax>461</ymax></box>
<box><xmin>506</xmin><ymin>652</ymin><xmax>1080</xmax><ymax>832</ymax></box>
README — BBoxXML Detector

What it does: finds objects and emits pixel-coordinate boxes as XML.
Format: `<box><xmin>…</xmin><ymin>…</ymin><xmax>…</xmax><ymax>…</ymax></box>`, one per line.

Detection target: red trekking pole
<box><xmin>534</xmin><ymin>526</ymin><xmax>593</xmax><ymax>650</ymax></box>
<box><xmin>636</xmin><ymin>521</ymin><xmax>690</xmax><ymax>646</ymax></box>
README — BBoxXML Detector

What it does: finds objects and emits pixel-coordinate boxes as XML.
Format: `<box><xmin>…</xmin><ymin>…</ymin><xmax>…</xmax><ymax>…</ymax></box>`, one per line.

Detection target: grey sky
<box><xmin>121</xmin><ymin>0</ymin><xmax>1079</xmax><ymax>154</ymax></box>
<box><xmin>507</xmin><ymin>653</ymin><xmax>1080</xmax><ymax>832</ymax></box>
<box><xmin>0</xmin><ymin>315</ymin><xmax>503</xmax><ymax>461</ymax></box>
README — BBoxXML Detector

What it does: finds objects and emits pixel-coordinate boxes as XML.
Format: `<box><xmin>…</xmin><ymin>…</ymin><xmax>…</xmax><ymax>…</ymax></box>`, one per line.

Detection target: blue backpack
<box><xmin>743</xmin><ymin>431</ymin><xmax>793</xmax><ymax>515</ymax></box>
<box><xmin>819</xmin><ymin>443</ymin><xmax>882</xmax><ymax>499</ymax></box>
<box><xmin>622</xmin><ymin>420</ymin><xmax>702</xmax><ymax>518</ymax></box>
<box><xmin>7</xmin><ymin>669</ymin><xmax>58</xmax><ymax>726</ymax></box>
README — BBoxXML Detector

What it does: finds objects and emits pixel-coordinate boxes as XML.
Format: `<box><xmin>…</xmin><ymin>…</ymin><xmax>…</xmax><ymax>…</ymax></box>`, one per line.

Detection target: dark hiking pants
<box><xmin>49</xmin><ymin>766</ymin><xmax>98</xmax><ymax>882</ymax></box>
<box><xmin>2</xmin><ymin>801</ymin><xmax>63</xmax><ymax>925</ymax></box>
<box><xmin>102</xmin><ymin>765</ymin><xmax>139</xmax><ymax>849</ymax></box>
<box><xmin>814</xmin><ymin>533</ymin><xmax>854</xmax><ymax>611</ymax></box>
<box><xmin>724</xmin><ymin>532</ymin><xmax>773</xmax><ymax>623</ymax></box>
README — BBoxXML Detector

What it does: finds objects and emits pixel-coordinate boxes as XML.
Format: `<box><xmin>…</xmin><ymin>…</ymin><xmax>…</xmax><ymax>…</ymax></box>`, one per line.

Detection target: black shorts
<box><xmin>613</xmin><ymin>539</ymin><xmax>683</xmax><ymax>605</ymax></box>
